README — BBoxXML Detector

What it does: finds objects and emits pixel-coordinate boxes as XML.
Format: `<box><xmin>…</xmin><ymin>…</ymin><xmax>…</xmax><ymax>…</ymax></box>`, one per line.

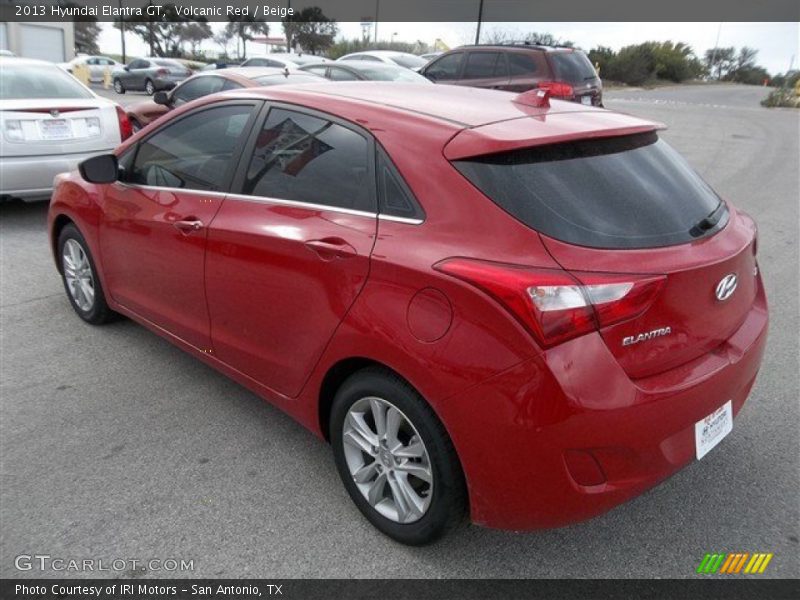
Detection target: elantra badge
<box><xmin>623</xmin><ymin>327</ymin><xmax>672</xmax><ymax>347</ymax></box>
<box><xmin>715</xmin><ymin>274</ymin><xmax>738</xmax><ymax>302</ymax></box>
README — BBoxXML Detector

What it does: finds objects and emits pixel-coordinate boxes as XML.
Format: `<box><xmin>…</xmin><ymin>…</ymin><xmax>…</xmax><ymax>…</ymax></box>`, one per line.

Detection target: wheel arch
<box><xmin>51</xmin><ymin>213</ymin><xmax>76</xmax><ymax>273</ymax></box>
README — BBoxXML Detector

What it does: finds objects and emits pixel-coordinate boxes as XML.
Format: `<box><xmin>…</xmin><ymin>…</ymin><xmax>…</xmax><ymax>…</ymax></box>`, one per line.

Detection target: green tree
<box><xmin>179</xmin><ymin>22</ymin><xmax>213</xmax><ymax>57</ymax></box>
<box><xmin>113</xmin><ymin>2</ymin><xmax>202</xmax><ymax>57</ymax></box>
<box><xmin>704</xmin><ymin>46</ymin><xmax>736</xmax><ymax>80</ymax></box>
<box><xmin>226</xmin><ymin>17</ymin><xmax>269</xmax><ymax>59</ymax></box>
<box><xmin>282</xmin><ymin>7</ymin><xmax>338</xmax><ymax>55</ymax></box>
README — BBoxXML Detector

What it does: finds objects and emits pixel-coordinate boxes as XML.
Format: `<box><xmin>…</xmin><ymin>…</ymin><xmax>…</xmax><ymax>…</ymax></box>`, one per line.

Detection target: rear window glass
<box><xmin>453</xmin><ymin>132</ymin><xmax>728</xmax><ymax>249</ymax></box>
<box><xmin>0</xmin><ymin>65</ymin><xmax>93</xmax><ymax>100</ymax></box>
<box><xmin>550</xmin><ymin>51</ymin><xmax>597</xmax><ymax>82</ymax></box>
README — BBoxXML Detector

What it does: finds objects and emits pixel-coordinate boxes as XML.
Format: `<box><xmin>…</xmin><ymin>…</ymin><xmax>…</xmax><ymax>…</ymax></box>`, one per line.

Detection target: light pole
<box><xmin>118</xmin><ymin>0</ymin><xmax>126</xmax><ymax>63</ymax></box>
<box><xmin>475</xmin><ymin>0</ymin><xmax>484</xmax><ymax>45</ymax></box>
<box><xmin>374</xmin><ymin>0</ymin><xmax>380</xmax><ymax>42</ymax></box>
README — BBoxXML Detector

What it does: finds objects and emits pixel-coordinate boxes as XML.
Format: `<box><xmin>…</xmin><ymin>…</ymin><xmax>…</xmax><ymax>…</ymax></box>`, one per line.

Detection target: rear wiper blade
<box><xmin>689</xmin><ymin>202</ymin><xmax>725</xmax><ymax>237</ymax></box>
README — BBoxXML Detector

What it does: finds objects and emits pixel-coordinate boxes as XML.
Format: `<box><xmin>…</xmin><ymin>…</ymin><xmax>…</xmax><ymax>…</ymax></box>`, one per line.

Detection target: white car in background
<box><xmin>336</xmin><ymin>51</ymin><xmax>428</xmax><ymax>70</ymax></box>
<box><xmin>59</xmin><ymin>55</ymin><xmax>122</xmax><ymax>83</ymax></box>
<box><xmin>0</xmin><ymin>57</ymin><xmax>131</xmax><ymax>202</ymax></box>
<box><xmin>240</xmin><ymin>53</ymin><xmax>330</xmax><ymax>69</ymax></box>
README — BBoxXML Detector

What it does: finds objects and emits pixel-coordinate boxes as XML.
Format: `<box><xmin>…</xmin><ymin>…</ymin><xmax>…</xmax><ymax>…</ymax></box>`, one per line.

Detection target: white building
<box><xmin>0</xmin><ymin>22</ymin><xmax>75</xmax><ymax>62</ymax></box>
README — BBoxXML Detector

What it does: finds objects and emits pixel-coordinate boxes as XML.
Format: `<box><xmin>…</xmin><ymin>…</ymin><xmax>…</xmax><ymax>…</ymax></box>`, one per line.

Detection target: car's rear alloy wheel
<box><xmin>343</xmin><ymin>396</ymin><xmax>433</xmax><ymax>524</ymax></box>
<box><xmin>145</xmin><ymin>80</ymin><xmax>155</xmax><ymax>96</ymax></box>
<box><xmin>58</xmin><ymin>224</ymin><xmax>115</xmax><ymax>325</ymax></box>
<box><xmin>331</xmin><ymin>367</ymin><xmax>467</xmax><ymax>545</ymax></box>
<box><xmin>113</xmin><ymin>78</ymin><xmax>125</xmax><ymax>94</ymax></box>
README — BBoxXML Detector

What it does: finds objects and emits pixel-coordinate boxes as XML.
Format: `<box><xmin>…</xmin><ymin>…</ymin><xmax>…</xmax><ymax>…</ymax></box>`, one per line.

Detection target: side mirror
<box><xmin>79</xmin><ymin>154</ymin><xmax>118</xmax><ymax>184</ymax></box>
<box><xmin>154</xmin><ymin>91</ymin><xmax>170</xmax><ymax>106</ymax></box>
<box><xmin>123</xmin><ymin>65</ymin><xmax>130</xmax><ymax>71</ymax></box>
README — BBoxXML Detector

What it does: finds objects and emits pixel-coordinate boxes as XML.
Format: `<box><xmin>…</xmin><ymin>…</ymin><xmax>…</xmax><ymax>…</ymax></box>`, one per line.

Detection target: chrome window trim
<box><xmin>379</xmin><ymin>214</ymin><xmax>424</xmax><ymax>225</ymax></box>
<box><xmin>111</xmin><ymin>185</ymin><xmax>423</xmax><ymax>224</ymax></box>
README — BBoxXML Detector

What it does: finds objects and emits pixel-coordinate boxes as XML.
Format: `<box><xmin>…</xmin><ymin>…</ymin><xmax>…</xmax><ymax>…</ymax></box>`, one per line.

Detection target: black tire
<box><xmin>57</xmin><ymin>223</ymin><xmax>115</xmax><ymax>325</ymax></box>
<box><xmin>144</xmin><ymin>79</ymin><xmax>155</xmax><ymax>96</ymax></box>
<box><xmin>113</xmin><ymin>78</ymin><xmax>125</xmax><ymax>94</ymax></box>
<box><xmin>330</xmin><ymin>367</ymin><xmax>467</xmax><ymax>545</ymax></box>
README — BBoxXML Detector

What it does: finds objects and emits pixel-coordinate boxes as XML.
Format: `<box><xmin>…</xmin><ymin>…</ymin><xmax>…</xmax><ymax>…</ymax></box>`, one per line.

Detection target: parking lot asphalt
<box><xmin>1</xmin><ymin>84</ymin><xmax>798</xmax><ymax>579</ymax></box>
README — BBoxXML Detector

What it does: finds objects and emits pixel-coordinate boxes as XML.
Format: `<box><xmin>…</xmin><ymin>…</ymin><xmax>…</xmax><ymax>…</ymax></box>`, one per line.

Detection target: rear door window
<box><xmin>453</xmin><ymin>132</ymin><xmax>727</xmax><ymax>249</ymax></box>
<box><xmin>463</xmin><ymin>52</ymin><xmax>502</xmax><ymax>79</ymax></box>
<box><xmin>240</xmin><ymin>108</ymin><xmax>374</xmax><ymax>212</ymax></box>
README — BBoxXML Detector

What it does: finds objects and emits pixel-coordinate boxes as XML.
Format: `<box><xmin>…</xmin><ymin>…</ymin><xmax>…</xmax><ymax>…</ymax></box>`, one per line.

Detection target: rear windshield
<box><xmin>0</xmin><ymin>64</ymin><xmax>93</xmax><ymax>100</ymax></box>
<box><xmin>454</xmin><ymin>132</ymin><xmax>728</xmax><ymax>249</ymax></box>
<box><xmin>550</xmin><ymin>51</ymin><xmax>597</xmax><ymax>83</ymax></box>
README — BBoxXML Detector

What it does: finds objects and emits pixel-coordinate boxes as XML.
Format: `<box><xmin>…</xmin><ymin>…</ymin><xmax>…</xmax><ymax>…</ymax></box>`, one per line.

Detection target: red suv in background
<box><xmin>49</xmin><ymin>83</ymin><xmax>765</xmax><ymax>545</ymax></box>
<box><xmin>420</xmin><ymin>44</ymin><xmax>603</xmax><ymax>106</ymax></box>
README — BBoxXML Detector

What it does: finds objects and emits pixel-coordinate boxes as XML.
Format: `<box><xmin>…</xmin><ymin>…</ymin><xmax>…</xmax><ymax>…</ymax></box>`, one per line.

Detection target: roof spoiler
<box><xmin>513</xmin><ymin>89</ymin><xmax>551</xmax><ymax>108</ymax></box>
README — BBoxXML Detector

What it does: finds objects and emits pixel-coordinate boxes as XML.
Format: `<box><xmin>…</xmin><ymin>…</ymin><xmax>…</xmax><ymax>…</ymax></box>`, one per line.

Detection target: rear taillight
<box><xmin>156</xmin><ymin>68</ymin><xmax>169</xmax><ymax>77</ymax></box>
<box><xmin>435</xmin><ymin>258</ymin><xmax>664</xmax><ymax>348</ymax></box>
<box><xmin>115</xmin><ymin>105</ymin><xmax>132</xmax><ymax>141</ymax></box>
<box><xmin>537</xmin><ymin>81</ymin><xmax>574</xmax><ymax>98</ymax></box>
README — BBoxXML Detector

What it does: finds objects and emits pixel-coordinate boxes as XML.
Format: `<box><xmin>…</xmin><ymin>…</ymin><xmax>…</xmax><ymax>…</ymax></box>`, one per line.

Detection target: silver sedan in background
<box><xmin>0</xmin><ymin>57</ymin><xmax>129</xmax><ymax>202</ymax></box>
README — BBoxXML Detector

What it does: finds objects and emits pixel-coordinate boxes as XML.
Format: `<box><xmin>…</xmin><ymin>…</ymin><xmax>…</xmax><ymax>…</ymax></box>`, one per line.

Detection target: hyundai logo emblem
<box><xmin>50</xmin><ymin>109</ymin><xmax>60</xmax><ymax>118</ymax></box>
<box><xmin>715</xmin><ymin>273</ymin><xmax>738</xmax><ymax>301</ymax></box>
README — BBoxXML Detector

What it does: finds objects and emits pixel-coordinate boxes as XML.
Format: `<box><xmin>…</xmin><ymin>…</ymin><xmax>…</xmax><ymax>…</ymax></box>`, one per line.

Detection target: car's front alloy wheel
<box><xmin>58</xmin><ymin>224</ymin><xmax>115</xmax><ymax>325</ymax></box>
<box><xmin>113</xmin><ymin>78</ymin><xmax>125</xmax><ymax>94</ymax></box>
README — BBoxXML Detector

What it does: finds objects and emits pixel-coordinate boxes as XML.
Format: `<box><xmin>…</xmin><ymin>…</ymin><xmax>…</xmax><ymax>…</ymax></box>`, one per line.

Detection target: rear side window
<box><xmin>454</xmin><ymin>132</ymin><xmax>727</xmax><ymax>249</ymax></box>
<box><xmin>242</xmin><ymin>108</ymin><xmax>373</xmax><ymax>212</ymax></box>
<box><xmin>377</xmin><ymin>149</ymin><xmax>424</xmax><ymax>221</ymax></box>
<box><xmin>549</xmin><ymin>51</ymin><xmax>597</xmax><ymax>83</ymax></box>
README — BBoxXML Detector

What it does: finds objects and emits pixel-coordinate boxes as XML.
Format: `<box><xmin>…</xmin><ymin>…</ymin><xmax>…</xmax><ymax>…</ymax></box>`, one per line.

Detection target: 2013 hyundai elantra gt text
<box><xmin>47</xmin><ymin>83</ymin><xmax>768</xmax><ymax>545</ymax></box>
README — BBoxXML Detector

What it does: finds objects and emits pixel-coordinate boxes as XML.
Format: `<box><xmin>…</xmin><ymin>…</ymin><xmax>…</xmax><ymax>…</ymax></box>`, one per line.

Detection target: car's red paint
<box><xmin>48</xmin><ymin>83</ymin><xmax>767</xmax><ymax>530</ymax></box>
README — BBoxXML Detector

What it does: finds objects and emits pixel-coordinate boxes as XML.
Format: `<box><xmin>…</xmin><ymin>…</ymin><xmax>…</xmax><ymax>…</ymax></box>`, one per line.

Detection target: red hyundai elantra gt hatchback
<box><xmin>48</xmin><ymin>83</ymin><xmax>768</xmax><ymax>545</ymax></box>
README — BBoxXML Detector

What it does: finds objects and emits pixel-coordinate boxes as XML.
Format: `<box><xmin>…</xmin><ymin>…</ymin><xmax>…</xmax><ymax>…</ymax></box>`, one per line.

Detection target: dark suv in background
<box><xmin>420</xmin><ymin>44</ymin><xmax>603</xmax><ymax>106</ymax></box>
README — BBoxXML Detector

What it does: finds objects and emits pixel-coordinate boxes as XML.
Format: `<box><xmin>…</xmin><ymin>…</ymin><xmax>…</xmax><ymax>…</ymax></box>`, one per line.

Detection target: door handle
<box><xmin>304</xmin><ymin>237</ymin><xmax>358</xmax><ymax>260</ymax></box>
<box><xmin>174</xmin><ymin>218</ymin><xmax>204</xmax><ymax>234</ymax></box>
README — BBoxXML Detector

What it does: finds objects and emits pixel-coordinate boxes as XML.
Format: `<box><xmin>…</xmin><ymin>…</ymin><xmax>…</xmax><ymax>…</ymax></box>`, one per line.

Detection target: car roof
<box><xmin>329</xmin><ymin>62</ymin><xmax>408</xmax><ymax>72</ymax></box>
<box><xmin>0</xmin><ymin>56</ymin><xmax>57</xmax><ymax>67</ymax></box>
<box><xmin>215</xmin><ymin>81</ymin><xmax>657</xmax><ymax>134</ymax></box>
<box><xmin>207</xmin><ymin>67</ymin><xmax>291</xmax><ymax>79</ymax></box>
<box><xmin>456</xmin><ymin>44</ymin><xmax>581</xmax><ymax>53</ymax></box>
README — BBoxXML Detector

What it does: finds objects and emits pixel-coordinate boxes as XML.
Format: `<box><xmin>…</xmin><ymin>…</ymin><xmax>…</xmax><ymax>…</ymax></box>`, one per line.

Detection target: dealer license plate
<box><xmin>40</xmin><ymin>119</ymin><xmax>72</xmax><ymax>140</ymax></box>
<box><xmin>695</xmin><ymin>400</ymin><xmax>733</xmax><ymax>460</ymax></box>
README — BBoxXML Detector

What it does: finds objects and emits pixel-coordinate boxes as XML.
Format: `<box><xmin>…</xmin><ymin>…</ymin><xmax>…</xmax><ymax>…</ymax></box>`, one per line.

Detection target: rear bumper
<box><xmin>444</xmin><ymin>275</ymin><xmax>768</xmax><ymax>530</ymax></box>
<box><xmin>0</xmin><ymin>150</ymin><xmax>113</xmax><ymax>201</ymax></box>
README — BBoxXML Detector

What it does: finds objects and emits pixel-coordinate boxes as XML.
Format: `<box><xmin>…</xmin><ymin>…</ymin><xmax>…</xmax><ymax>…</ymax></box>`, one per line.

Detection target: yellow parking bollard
<box><xmin>74</xmin><ymin>63</ymin><xmax>90</xmax><ymax>86</ymax></box>
<box><xmin>103</xmin><ymin>67</ymin><xmax>112</xmax><ymax>89</ymax></box>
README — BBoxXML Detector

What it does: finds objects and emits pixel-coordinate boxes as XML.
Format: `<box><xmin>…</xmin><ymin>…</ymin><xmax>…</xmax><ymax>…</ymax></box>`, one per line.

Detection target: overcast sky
<box><xmin>99</xmin><ymin>21</ymin><xmax>799</xmax><ymax>74</ymax></box>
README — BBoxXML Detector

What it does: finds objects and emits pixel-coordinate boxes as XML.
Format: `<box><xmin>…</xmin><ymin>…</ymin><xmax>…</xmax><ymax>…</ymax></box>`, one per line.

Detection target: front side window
<box><xmin>454</xmin><ymin>132</ymin><xmax>727</xmax><ymax>249</ymax></box>
<box><xmin>172</xmin><ymin>76</ymin><xmax>225</xmax><ymax>106</ymax></box>
<box><xmin>425</xmin><ymin>52</ymin><xmax>463</xmax><ymax>81</ymax></box>
<box><xmin>241</xmin><ymin>108</ymin><xmax>373</xmax><ymax>212</ymax></box>
<box><xmin>129</xmin><ymin>105</ymin><xmax>253</xmax><ymax>192</ymax></box>
<box><xmin>328</xmin><ymin>67</ymin><xmax>359</xmax><ymax>81</ymax></box>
